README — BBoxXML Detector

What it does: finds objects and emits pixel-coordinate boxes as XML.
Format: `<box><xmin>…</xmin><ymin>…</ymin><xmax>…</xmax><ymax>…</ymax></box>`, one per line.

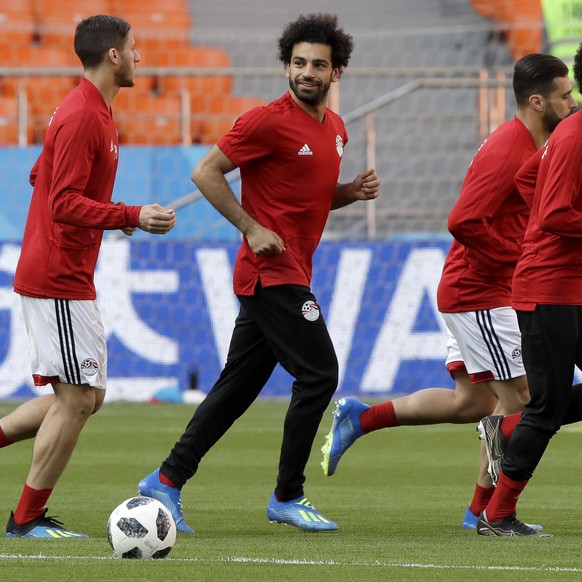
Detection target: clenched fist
<box><xmin>139</xmin><ymin>204</ymin><xmax>176</xmax><ymax>235</ymax></box>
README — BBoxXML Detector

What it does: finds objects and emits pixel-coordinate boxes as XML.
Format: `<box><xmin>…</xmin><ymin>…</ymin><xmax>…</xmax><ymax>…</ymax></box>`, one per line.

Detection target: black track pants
<box><xmin>162</xmin><ymin>283</ymin><xmax>338</xmax><ymax>499</ymax></box>
<box><xmin>503</xmin><ymin>305</ymin><xmax>582</xmax><ymax>480</ymax></box>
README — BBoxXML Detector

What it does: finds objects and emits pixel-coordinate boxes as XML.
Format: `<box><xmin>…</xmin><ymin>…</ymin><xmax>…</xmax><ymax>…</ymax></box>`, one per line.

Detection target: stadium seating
<box><xmin>0</xmin><ymin>1</ymin><xmax>36</xmax><ymax>47</ymax></box>
<box><xmin>35</xmin><ymin>0</ymin><xmax>112</xmax><ymax>50</ymax></box>
<box><xmin>156</xmin><ymin>46</ymin><xmax>233</xmax><ymax>97</ymax></box>
<box><xmin>0</xmin><ymin>96</ymin><xmax>27</xmax><ymax>144</ymax></box>
<box><xmin>0</xmin><ymin>1</ymin><xmax>265</xmax><ymax>145</ymax></box>
<box><xmin>0</xmin><ymin>45</ymin><xmax>79</xmax><ymax>143</ymax></box>
<box><xmin>115</xmin><ymin>92</ymin><xmax>183</xmax><ymax>145</ymax></box>
<box><xmin>196</xmin><ymin>95</ymin><xmax>265</xmax><ymax>144</ymax></box>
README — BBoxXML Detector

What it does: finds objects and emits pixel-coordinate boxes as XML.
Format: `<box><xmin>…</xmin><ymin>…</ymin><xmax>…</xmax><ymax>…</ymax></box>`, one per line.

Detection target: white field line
<box><xmin>0</xmin><ymin>554</ymin><xmax>581</xmax><ymax>573</ymax></box>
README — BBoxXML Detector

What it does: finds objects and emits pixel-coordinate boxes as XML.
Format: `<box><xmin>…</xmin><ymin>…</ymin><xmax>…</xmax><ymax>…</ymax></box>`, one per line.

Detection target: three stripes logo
<box><xmin>41</xmin><ymin>529</ymin><xmax>86</xmax><ymax>539</ymax></box>
<box><xmin>297</xmin><ymin>143</ymin><xmax>313</xmax><ymax>156</ymax></box>
<box><xmin>296</xmin><ymin>498</ymin><xmax>332</xmax><ymax>524</ymax></box>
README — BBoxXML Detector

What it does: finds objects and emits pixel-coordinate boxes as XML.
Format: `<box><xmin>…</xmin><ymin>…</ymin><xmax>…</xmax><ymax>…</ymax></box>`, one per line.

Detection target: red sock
<box><xmin>468</xmin><ymin>483</ymin><xmax>494</xmax><ymax>516</ymax></box>
<box><xmin>484</xmin><ymin>472</ymin><xmax>528</xmax><ymax>522</ymax></box>
<box><xmin>159</xmin><ymin>471</ymin><xmax>177</xmax><ymax>488</ymax></box>
<box><xmin>13</xmin><ymin>484</ymin><xmax>53</xmax><ymax>525</ymax></box>
<box><xmin>0</xmin><ymin>426</ymin><xmax>13</xmax><ymax>448</ymax></box>
<box><xmin>360</xmin><ymin>401</ymin><xmax>400</xmax><ymax>433</ymax></box>
<box><xmin>500</xmin><ymin>412</ymin><xmax>522</xmax><ymax>440</ymax></box>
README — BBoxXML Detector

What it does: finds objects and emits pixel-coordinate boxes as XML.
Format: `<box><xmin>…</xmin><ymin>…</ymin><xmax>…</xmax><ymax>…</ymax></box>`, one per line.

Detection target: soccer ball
<box><xmin>107</xmin><ymin>496</ymin><xmax>176</xmax><ymax>559</ymax></box>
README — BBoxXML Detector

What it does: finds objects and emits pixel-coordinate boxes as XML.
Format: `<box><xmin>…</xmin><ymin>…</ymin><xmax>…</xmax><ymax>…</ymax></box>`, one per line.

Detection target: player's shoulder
<box><xmin>234</xmin><ymin>94</ymin><xmax>291</xmax><ymax>135</ymax></box>
<box><xmin>490</xmin><ymin>117</ymin><xmax>527</xmax><ymax>140</ymax></box>
<box><xmin>480</xmin><ymin>117</ymin><xmax>532</xmax><ymax>157</ymax></box>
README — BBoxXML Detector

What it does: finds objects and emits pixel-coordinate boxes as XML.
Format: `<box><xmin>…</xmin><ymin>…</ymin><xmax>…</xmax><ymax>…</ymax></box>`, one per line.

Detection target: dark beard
<box><xmin>289</xmin><ymin>78</ymin><xmax>329</xmax><ymax>106</ymax></box>
<box><xmin>115</xmin><ymin>63</ymin><xmax>135</xmax><ymax>88</ymax></box>
<box><xmin>543</xmin><ymin>107</ymin><xmax>567</xmax><ymax>133</ymax></box>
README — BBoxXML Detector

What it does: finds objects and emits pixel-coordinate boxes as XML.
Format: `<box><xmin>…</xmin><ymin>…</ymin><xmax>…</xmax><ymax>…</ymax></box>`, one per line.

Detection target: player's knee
<box><xmin>91</xmin><ymin>389</ymin><xmax>106</xmax><ymax>414</ymax></box>
<box><xmin>91</xmin><ymin>400</ymin><xmax>104</xmax><ymax>415</ymax></box>
<box><xmin>313</xmin><ymin>363</ymin><xmax>338</xmax><ymax>397</ymax></box>
<box><xmin>451</xmin><ymin>391</ymin><xmax>495</xmax><ymax>422</ymax></box>
<box><xmin>517</xmin><ymin>389</ymin><xmax>531</xmax><ymax>409</ymax></box>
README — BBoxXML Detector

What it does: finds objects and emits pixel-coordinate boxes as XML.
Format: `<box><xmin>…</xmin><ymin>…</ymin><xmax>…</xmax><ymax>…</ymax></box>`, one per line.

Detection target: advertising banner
<box><xmin>0</xmin><ymin>239</ymin><xmax>456</xmax><ymax>401</ymax></box>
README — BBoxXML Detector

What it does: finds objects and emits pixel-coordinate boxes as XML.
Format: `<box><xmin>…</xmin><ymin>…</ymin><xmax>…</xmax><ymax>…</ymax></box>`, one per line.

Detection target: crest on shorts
<box><xmin>302</xmin><ymin>300</ymin><xmax>320</xmax><ymax>322</ymax></box>
<box><xmin>512</xmin><ymin>347</ymin><xmax>522</xmax><ymax>364</ymax></box>
<box><xmin>81</xmin><ymin>358</ymin><xmax>99</xmax><ymax>377</ymax></box>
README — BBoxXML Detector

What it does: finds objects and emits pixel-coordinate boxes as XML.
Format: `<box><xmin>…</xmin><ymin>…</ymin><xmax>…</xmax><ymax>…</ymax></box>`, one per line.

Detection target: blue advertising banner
<box><xmin>0</xmin><ymin>239</ymin><xmax>457</xmax><ymax>401</ymax></box>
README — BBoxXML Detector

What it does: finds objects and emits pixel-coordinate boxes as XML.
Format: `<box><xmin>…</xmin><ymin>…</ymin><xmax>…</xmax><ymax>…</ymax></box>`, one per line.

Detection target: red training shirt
<box><xmin>14</xmin><ymin>78</ymin><xmax>141</xmax><ymax>300</ymax></box>
<box><xmin>513</xmin><ymin>110</ymin><xmax>582</xmax><ymax>310</ymax></box>
<box><xmin>437</xmin><ymin>117</ymin><xmax>536</xmax><ymax>312</ymax></box>
<box><xmin>217</xmin><ymin>92</ymin><xmax>348</xmax><ymax>296</ymax></box>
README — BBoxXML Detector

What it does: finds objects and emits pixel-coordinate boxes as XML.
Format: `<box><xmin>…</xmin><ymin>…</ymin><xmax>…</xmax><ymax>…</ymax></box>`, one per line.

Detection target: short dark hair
<box><xmin>573</xmin><ymin>43</ymin><xmax>582</xmax><ymax>91</ymax></box>
<box><xmin>513</xmin><ymin>53</ymin><xmax>569</xmax><ymax>106</ymax></box>
<box><xmin>74</xmin><ymin>15</ymin><xmax>131</xmax><ymax>69</ymax></box>
<box><xmin>277</xmin><ymin>13</ymin><xmax>353</xmax><ymax>72</ymax></box>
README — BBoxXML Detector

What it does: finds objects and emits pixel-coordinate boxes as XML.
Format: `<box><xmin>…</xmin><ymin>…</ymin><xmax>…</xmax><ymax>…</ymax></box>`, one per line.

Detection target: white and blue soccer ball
<box><xmin>107</xmin><ymin>496</ymin><xmax>176</xmax><ymax>559</ymax></box>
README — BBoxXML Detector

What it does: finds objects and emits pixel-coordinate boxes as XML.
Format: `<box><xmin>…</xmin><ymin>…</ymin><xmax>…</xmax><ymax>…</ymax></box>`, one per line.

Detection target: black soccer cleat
<box><xmin>476</xmin><ymin>512</ymin><xmax>551</xmax><ymax>537</ymax></box>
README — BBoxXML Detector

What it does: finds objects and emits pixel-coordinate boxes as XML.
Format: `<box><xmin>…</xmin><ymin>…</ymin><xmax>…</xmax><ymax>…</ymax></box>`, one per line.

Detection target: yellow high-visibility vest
<box><xmin>542</xmin><ymin>0</ymin><xmax>582</xmax><ymax>101</ymax></box>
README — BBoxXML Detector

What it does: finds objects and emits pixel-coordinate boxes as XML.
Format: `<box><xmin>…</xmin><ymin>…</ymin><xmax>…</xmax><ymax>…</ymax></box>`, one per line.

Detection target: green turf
<box><xmin>0</xmin><ymin>400</ymin><xmax>581</xmax><ymax>581</ymax></box>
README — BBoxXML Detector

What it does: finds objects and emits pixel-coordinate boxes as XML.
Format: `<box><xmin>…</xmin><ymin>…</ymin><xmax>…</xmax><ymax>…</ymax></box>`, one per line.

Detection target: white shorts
<box><xmin>441</xmin><ymin>307</ymin><xmax>525</xmax><ymax>384</ymax></box>
<box><xmin>20</xmin><ymin>296</ymin><xmax>107</xmax><ymax>389</ymax></box>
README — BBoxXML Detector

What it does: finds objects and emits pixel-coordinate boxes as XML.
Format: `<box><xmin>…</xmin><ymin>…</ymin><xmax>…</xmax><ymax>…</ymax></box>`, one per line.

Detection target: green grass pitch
<box><xmin>0</xmin><ymin>399</ymin><xmax>581</xmax><ymax>581</ymax></box>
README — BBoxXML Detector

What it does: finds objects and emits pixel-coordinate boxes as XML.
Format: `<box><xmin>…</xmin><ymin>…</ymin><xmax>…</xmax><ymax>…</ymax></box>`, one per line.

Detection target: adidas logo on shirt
<box><xmin>298</xmin><ymin>144</ymin><xmax>313</xmax><ymax>156</ymax></box>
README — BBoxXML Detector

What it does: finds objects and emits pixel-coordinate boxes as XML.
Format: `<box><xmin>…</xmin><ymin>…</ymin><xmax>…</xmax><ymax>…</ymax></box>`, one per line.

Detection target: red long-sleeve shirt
<box><xmin>438</xmin><ymin>117</ymin><xmax>537</xmax><ymax>312</ymax></box>
<box><xmin>14</xmin><ymin>78</ymin><xmax>141</xmax><ymax>300</ymax></box>
<box><xmin>515</xmin><ymin>147</ymin><xmax>544</xmax><ymax>209</ymax></box>
<box><xmin>513</xmin><ymin>110</ymin><xmax>582</xmax><ymax>310</ymax></box>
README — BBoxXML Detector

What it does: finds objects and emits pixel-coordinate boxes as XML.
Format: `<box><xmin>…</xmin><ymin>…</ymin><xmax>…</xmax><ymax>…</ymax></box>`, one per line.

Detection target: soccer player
<box><xmin>321</xmin><ymin>53</ymin><xmax>576</xmax><ymax>530</ymax></box>
<box><xmin>0</xmin><ymin>15</ymin><xmax>175</xmax><ymax>539</ymax></box>
<box><xmin>138</xmin><ymin>13</ymin><xmax>380</xmax><ymax>533</ymax></box>
<box><xmin>477</xmin><ymin>43</ymin><xmax>582</xmax><ymax>537</ymax></box>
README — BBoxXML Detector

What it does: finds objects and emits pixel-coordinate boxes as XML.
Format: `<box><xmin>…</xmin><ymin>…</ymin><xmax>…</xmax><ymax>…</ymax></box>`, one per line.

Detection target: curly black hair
<box><xmin>277</xmin><ymin>13</ymin><xmax>353</xmax><ymax>72</ymax></box>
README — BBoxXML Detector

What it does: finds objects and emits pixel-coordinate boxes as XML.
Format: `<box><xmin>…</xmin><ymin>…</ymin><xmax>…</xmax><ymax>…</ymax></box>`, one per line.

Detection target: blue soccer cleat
<box><xmin>321</xmin><ymin>397</ymin><xmax>370</xmax><ymax>476</ymax></box>
<box><xmin>463</xmin><ymin>505</ymin><xmax>543</xmax><ymax>531</ymax></box>
<box><xmin>266</xmin><ymin>493</ymin><xmax>338</xmax><ymax>532</ymax></box>
<box><xmin>138</xmin><ymin>468</ymin><xmax>195</xmax><ymax>533</ymax></box>
<box><xmin>462</xmin><ymin>506</ymin><xmax>479</xmax><ymax>529</ymax></box>
<box><xmin>5</xmin><ymin>510</ymin><xmax>88</xmax><ymax>539</ymax></box>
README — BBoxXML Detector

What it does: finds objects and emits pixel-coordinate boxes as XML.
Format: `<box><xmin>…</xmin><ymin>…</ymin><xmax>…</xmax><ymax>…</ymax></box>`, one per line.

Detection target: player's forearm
<box><xmin>50</xmin><ymin>190</ymin><xmax>141</xmax><ymax>229</ymax></box>
<box><xmin>331</xmin><ymin>181</ymin><xmax>356</xmax><ymax>209</ymax></box>
<box><xmin>194</xmin><ymin>173</ymin><xmax>257</xmax><ymax>236</ymax></box>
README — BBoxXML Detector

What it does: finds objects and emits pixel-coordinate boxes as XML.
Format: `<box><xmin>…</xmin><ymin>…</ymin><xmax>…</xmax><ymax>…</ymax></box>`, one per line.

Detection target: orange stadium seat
<box><xmin>0</xmin><ymin>96</ymin><xmax>35</xmax><ymax>145</ymax></box>
<box><xmin>115</xmin><ymin>92</ymin><xmax>184</xmax><ymax>145</ymax></box>
<box><xmin>0</xmin><ymin>96</ymin><xmax>19</xmax><ymax>144</ymax></box>
<box><xmin>110</xmin><ymin>1</ymin><xmax>192</xmax><ymax>52</ymax></box>
<box><xmin>196</xmin><ymin>95</ymin><xmax>265</xmax><ymax>145</ymax></box>
<box><xmin>0</xmin><ymin>5</ymin><xmax>36</xmax><ymax>47</ymax></box>
<box><xmin>156</xmin><ymin>46</ymin><xmax>233</xmax><ymax>98</ymax></box>
<box><xmin>114</xmin><ymin>0</ymin><xmax>189</xmax><ymax>14</ymax></box>
<box><xmin>34</xmin><ymin>0</ymin><xmax>113</xmax><ymax>50</ymax></box>
<box><xmin>0</xmin><ymin>45</ymin><xmax>79</xmax><ymax>144</ymax></box>
<box><xmin>2</xmin><ymin>0</ymin><xmax>35</xmax><ymax>9</ymax></box>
